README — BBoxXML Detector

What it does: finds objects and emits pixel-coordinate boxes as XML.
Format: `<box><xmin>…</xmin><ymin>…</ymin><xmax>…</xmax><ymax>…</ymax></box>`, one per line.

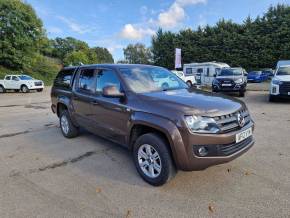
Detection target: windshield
<box><xmin>218</xmin><ymin>68</ymin><xmax>243</xmax><ymax>76</ymax></box>
<box><xmin>19</xmin><ymin>75</ymin><xmax>33</xmax><ymax>80</ymax></box>
<box><xmin>119</xmin><ymin>67</ymin><xmax>188</xmax><ymax>93</ymax></box>
<box><xmin>276</xmin><ymin>66</ymin><xmax>290</xmax><ymax>76</ymax></box>
<box><xmin>250</xmin><ymin>71</ymin><xmax>261</xmax><ymax>75</ymax></box>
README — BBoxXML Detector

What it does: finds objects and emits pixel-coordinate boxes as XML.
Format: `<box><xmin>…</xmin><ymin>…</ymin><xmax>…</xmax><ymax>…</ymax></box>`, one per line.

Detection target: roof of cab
<box><xmin>63</xmin><ymin>64</ymin><xmax>161</xmax><ymax>70</ymax></box>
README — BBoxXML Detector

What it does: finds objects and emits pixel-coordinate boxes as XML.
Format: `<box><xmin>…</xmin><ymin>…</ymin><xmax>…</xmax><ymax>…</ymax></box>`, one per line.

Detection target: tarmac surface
<box><xmin>0</xmin><ymin>88</ymin><xmax>289</xmax><ymax>218</ymax></box>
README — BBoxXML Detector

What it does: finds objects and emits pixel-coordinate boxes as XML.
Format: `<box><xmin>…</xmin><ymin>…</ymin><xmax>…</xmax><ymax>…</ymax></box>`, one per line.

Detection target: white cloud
<box><xmin>158</xmin><ymin>0</ymin><xmax>207</xmax><ymax>28</ymax></box>
<box><xmin>120</xmin><ymin>24</ymin><xmax>155</xmax><ymax>40</ymax></box>
<box><xmin>57</xmin><ymin>16</ymin><xmax>92</xmax><ymax>34</ymax></box>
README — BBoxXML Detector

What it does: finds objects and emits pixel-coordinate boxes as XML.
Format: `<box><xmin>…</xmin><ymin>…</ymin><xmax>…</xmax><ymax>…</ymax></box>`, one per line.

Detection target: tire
<box><xmin>239</xmin><ymin>91</ymin><xmax>245</xmax><ymax>97</ymax></box>
<box><xmin>133</xmin><ymin>133</ymin><xmax>176</xmax><ymax>186</ymax></box>
<box><xmin>0</xmin><ymin>85</ymin><xmax>6</xmax><ymax>93</ymax></box>
<box><xmin>59</xmin><ymin>110</ymin><xmax>79</xmax><ymax>138</ymax></box>
<box><xmin>269</xmin><ymin>95</ymin><xmax>277</xmax><ymax>102</ymax></box>
<box><xmin>186</xmin><ymin>81</ymin><xmax>192</xmax><ymax>87</ymax></box>
<box><xmin>21</xmin><ymin>85</ymin><xmax>30</xmax><ymax>93</ymax></box>
<box><xmin>37</xmin><ymin>89</ymin><xmax>43</xmax><ymax>92</ymax></box>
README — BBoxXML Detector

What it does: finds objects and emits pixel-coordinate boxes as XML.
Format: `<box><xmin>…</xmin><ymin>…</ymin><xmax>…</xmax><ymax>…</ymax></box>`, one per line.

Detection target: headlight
<box><xmin>272</xmin><ymin>79</ymin><xmax>282</xmax><ymax>85</ymax></box>
<box><xmin>184</xmin><ymin>116</ymin><xmax>220</xmax><ymax>134</ymax></box>
<box><xmin>235</xmin><ymin>78</ymin><xmax>243</xmax><ymax>84</ymax></box>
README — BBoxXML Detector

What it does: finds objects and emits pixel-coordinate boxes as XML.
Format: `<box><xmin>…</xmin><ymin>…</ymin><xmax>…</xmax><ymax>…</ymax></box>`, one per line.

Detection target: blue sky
<box><xmin>26</xmin><ymin>0</ymin><xmax>290</xmax><ymax>61</ymax></box>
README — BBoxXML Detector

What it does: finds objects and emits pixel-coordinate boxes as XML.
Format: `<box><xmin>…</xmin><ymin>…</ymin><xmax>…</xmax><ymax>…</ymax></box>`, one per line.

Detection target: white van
<box><xmin>171</xmin><ymin>70</ymin><xmax>196</xmax><ymax>87</ymax></box>
<box><xmin>183</xmin><ymin>62</ymin><xmax>230</xmax><ymax>86</ymax></box>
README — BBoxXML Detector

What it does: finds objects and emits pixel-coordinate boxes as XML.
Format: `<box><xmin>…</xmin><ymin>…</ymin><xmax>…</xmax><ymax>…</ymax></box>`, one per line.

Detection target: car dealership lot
<box><xmin>0</xmin><ymin>89</ymin><xmax>289</xmax><ymax>218</ymax></box>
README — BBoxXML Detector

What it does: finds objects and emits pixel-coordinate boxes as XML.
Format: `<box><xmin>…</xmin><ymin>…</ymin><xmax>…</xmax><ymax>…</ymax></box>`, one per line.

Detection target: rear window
<box><xmin>54</xmin><ymin>69</ymin><xmax>76</xmax><ymax>89</ymax></box>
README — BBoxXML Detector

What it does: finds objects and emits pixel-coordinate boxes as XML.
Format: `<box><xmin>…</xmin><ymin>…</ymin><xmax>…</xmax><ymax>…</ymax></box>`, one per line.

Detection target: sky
<box><xmin>25</xmin><ymin>0</ymin><xmax>290</xmax><ymax>62</ymax></box>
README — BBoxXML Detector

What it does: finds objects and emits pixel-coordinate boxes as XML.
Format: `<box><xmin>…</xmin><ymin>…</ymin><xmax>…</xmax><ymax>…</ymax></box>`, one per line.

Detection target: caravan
<box><xmin>183</xmin><ymin>62</ymin><xmax>230</xmax><ymax>86</ymax></box>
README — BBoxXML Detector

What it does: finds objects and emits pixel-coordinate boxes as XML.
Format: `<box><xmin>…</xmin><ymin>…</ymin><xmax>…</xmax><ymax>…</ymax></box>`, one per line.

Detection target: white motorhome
<box><xmin>183</xmin><ymin>62</ymin><xmax>230</xmax><ymax>86</ymax></box>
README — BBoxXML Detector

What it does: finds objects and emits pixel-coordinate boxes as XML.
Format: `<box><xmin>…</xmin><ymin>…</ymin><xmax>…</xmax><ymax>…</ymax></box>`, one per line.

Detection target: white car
<box><xmin>0</xmin><ymin>75</ymin><xmax>44</xmax><ymax>93</ymax></box>
<box><xmin>269</xmin><ymin>65</ymin><xmax>290</xmax><ymax>101</ymax></box>
<box><xmin>172</xmin><ymin>70</ymin><xmax>196</xmax><ymax>87</ymax></box>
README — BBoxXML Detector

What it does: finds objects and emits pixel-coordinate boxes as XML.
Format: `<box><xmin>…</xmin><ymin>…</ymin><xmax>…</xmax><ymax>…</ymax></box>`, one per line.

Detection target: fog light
<box><xmin>198</xmin><ymin>146</ymin><xmax>208</xmax><ymax>157</ymax></box>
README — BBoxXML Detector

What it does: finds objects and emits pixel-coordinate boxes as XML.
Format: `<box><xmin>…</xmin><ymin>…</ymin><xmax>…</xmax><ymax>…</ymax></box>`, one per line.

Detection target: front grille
<box><xmin>34</xmin><ymin>82</ymin><xmax>42</xmax><ymax>86</ymax></box>
<box><xmin>214</xmin><ymin>109</ymin><xmax>251</xmax><ymax>133</ymax></box>
<box><xmin>280</xmin><ymin>82</ymin><xmax>290</xmax><ymax>94</ymax></box>
<box><xmin>219</xmin><ymin>136</ymin><xmax>253</xmax><ymax>156</ymax></box>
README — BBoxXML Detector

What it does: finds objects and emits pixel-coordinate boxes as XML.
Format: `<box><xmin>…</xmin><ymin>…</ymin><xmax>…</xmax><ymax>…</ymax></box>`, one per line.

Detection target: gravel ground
<box><xmin>0</xmin><ymin>88</ymin><xmax>289</xmax><ymax>218</ymax></box>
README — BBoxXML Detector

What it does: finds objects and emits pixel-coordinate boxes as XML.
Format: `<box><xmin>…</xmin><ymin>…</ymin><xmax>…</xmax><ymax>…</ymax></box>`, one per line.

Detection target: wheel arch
<box><xmin>128</xmin><ymin>112</ymin><xmax>189</xmax><ymax>169</ymax></box>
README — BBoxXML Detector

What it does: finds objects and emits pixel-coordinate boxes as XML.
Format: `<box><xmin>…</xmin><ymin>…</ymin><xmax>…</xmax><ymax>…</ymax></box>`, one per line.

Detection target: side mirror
<box><xmin>102</xmin><ymin>85</ymin><xmax>124</xmax><ymax>98</ymax></box>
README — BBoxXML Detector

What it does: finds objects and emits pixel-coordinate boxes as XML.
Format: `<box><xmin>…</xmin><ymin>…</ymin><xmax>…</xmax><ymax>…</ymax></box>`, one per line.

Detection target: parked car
<box><xmin>261</xmin><ymin>69</ymin><xmax>274</xmax><ymax>78</ymax></box>
<box><xmin>151</xmin><ymin>70</ymin><xmax>179</xmax><ymax>90</ymax></box>
<box><xmin>51</xmin><ymin>64</ymin><xmax>254</xmax><ymax>186</ymax></box>
<box><xmin>247</xmin><ymin>71</ymin><xmax>268</xmax><ymax>83</ymax></box>
<box><xmin>269</xmin><ymin>65</ymin><xmax>290</xmax><ymax>101</ymax></box>
<box><xmin>212</xmin><ymin>67</ymin><xmax>247</xmax><ymax>97</ymax></box>
<box><xmin>171</xmin><ymin>70</ymin><xmax>196</xmax><ymax>87</ymax></box>
<box><xmin>0</xmin><ymin>75</ymin><xmax>44</xmax><ymax>93</ymax></box>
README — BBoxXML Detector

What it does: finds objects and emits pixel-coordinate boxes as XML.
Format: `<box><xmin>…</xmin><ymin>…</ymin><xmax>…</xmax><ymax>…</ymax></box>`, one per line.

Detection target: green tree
<box><xmin>63</xmin><ymin>51</ymin><xmax>89</xmax><ymax>66</ymax></box>
<box><xmin>88</xmin><ymin>47</ymin><xmax>114</xmax><ymax>63</ymax></box>
<box><xmin>151</xmin><ymin>4</ymin><xmax>290</xmax><ymax>70</ymax></box>
<box><xmin>51</xmin><ymin>37</ymin><xmax>90</xmax><ymax>61</ymax></box>
<box><xmin>152</xmin><ymin>29</ymin><xmax>176</xmax><ymax>69</ymax></box>
<box><xmin>0</xmin><ymin>0</ymin><xmax>44</xmax><ymax>69</ymax></box>
<box><xmin>123</xmin><ymin>43</ymin><xmax>152</xmax><ymax>64</ymax></box>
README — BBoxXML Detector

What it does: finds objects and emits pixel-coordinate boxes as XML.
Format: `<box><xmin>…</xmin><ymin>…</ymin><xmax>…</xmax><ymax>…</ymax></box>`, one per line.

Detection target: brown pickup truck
<box><xmin>51</xmin><ymin>64</ymin><xmax>254</xmax><ymax>186</ymax></box>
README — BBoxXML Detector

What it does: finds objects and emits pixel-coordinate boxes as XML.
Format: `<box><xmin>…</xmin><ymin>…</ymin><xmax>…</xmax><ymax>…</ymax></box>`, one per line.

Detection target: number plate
<box><xmin>236</xmin><ymin>128</ymin><xmax>252</xmax><ymax>143</ymax></box>
<box><xmin>222</xmin><ymin>83</ymin><xmax>232</xmax><ymax>87</ymax></box>
<box><xmin>196</xmin><ymin>76</ymin><xmax>201</xmax><ymax>79</ymax></box>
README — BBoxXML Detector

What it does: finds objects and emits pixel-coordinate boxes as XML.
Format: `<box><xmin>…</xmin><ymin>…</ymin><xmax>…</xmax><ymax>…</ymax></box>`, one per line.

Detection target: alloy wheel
<box><xmin>137</xmin><ymin>144</ymin><xmax>162</xmax><ymax>178</ymax></box>
<box><xmin>61</xmin><ymin>115</ymin><xmax>69</xmax><ymax>135</ymax></box>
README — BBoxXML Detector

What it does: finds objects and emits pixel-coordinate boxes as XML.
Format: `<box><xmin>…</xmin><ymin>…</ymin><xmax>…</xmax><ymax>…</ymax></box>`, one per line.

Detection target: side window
<box><xmin>54</xmin><ymin>69</ymin><xmax>75</xmax><ymax>89</ymax></box>
<box><xmin>78</xmin><ymin>69</ymin><xmax>96</xmax><ymax>93</ymax></box>
<box><xmin>185</xmin><ymin>68</ymin><xmax>192</xmax><ymax>75</ymax></box>
<box><xmin>96</xmin><ymin>69</ymin><xmax>120</xmax><ymax>93</ymax></box>
<box><xmin>12</xmin><ymin>76</ymin><xmax>19</xmax><ymax>81</ymax></box>
<box><xmin>5</xmin><ymin>76</ymin><xmax>11</xmax><ymax>80</ymax></box>
<box><xmin>197</xmin><ymin>68</ymin><xmax>203</xmax><ymax>74</ymax></box>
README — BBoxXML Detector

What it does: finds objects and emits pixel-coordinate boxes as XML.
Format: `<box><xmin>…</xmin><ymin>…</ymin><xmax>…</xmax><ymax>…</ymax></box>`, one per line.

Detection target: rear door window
<box><xmin>78</xmin><ymin>69</ymin><xmax>96</xmax><ymax>94</ymax></box>
<box><xmin>12</xmin><ymin>76</ymin><xmax>19</xmax><ymax>81</ymax></box>
<box><xmin>185</xmin><ymin>68</ymin><xmax>193</xmax><ymax>75</ymax></box>
<box><xmin>54</xmin><ymin>69</ymin><xmax>76</xmax><ymax>89</ymax></box>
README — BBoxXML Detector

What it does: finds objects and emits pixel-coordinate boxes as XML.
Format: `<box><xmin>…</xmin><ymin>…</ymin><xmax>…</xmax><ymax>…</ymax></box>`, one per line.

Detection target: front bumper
<box><xmin>176</xmin><ymin>121</ymin><xmax>254</xmax><ymax>171</ymax></box>
<box><xmin>212</xmin><ymin>83</ymin><xmax>246</xmax><ymax>92</ymax></box>
<box><xmin>28</xmin><ymin>85</ymin><xmax>44</xmax><ymax>90</ymax></box>
<box><xmin>270</xmin><ymin>84</ymin><xmax>290</xmax><ymax>98</ymax></box>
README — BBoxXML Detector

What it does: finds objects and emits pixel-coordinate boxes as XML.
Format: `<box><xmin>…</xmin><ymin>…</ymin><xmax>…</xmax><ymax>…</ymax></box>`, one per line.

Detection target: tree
<box><xmin>123</xmin><ymin>43</ymin><xmax>152</xmax><ymax>64</ymax></box>
<box><xmin>50</xmin><ymin>37</ymin><xmax>90</xmax><ymax>61</ymax></box>
<box><xmin>88</xmin><ymin>47</ymin><xmax>114</xmax><ymax>63</ymax></box>
<box><xmin>0</xmin><ymin>0</ymin><xmax>44</xmax><ymax>69</ymax></box>
<box><xmin>63</xmin><ymin>51</ymin><xmax>89</xmax><ymax>66</ymax></box>
<box><xmin>151</xmin><ymin>4</ymin><xmax>290</xmax><ymax>70</ymax></box>
<box><xmin>152</xmin><ymin>29</ymin><xmax>176</xmax><ymax>69</ymax></box>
